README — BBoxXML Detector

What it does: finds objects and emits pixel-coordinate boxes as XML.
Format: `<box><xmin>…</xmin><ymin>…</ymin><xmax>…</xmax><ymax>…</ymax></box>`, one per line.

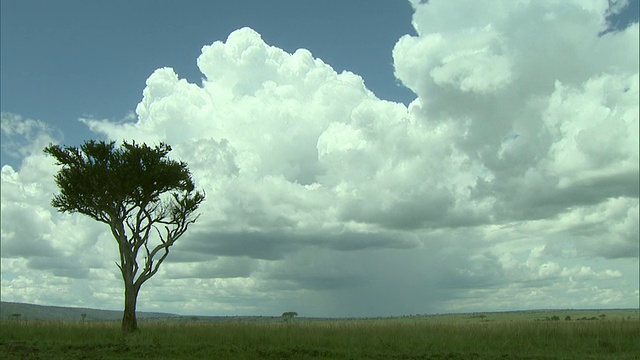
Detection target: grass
<box><xmin>1</xmin><ymin>313</ymin><xmax>639</xmax><ymax>359</ymax></box>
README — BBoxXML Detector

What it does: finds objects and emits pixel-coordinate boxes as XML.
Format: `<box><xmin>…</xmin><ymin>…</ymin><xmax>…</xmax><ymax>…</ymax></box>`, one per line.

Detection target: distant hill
<box><xmin>0</xmin><ymin>301</ymin><xmax>179</xmax><ymax>322</ymax></box>
<box><xmin>2</xmin><ymin>302</ymin><xmax>637</xmax><ymax>323</ymax></box>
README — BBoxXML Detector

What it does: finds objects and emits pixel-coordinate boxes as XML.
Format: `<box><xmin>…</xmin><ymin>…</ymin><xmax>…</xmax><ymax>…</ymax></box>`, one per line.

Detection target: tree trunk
<box><xmin>122</xmin><ymin>281</ymin><xmax>139</xmax><ymax>332</ymax></box>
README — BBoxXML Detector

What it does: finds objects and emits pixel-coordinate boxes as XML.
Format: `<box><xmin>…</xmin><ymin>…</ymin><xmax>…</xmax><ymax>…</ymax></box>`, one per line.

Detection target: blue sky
<box><xmin>1</xmin><ymin>0</ymin><xmax>637</xmax><ymax>163</ymax></box>
<box><xmin>1</xmin><ymin>0</ymin><xmax>416</xmax><ymax>160</ymax></box>
<box><xmin>1</xmin><ymin>1</ymin><xmax>638</xmax><ymax>317</ymax></box>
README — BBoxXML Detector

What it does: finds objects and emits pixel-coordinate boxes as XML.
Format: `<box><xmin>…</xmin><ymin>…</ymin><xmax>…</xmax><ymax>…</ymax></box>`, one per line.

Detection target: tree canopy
<box><xmin>45</xmin><ymin>140</ymin><xmax>205</xmax><ymax>331</ymax></box>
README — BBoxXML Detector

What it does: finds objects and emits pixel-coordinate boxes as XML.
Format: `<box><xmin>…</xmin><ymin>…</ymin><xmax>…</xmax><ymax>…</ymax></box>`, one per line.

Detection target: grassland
<box><xmin>1</xmin><ymin>309</ymin><xmax>638</xmax><ymax>359</ymax></box>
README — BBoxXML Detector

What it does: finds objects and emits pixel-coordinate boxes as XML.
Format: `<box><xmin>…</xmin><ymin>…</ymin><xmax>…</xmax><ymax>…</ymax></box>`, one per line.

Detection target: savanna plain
<box><xmin>1</xmin><ymin>309</ymin><xmax>638</xmax><ymax>359</ymax></box>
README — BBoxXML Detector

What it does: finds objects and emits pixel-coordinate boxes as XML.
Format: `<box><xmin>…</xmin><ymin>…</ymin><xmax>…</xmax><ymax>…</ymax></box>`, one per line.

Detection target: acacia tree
<box><xmin>281</xmin><ymin>311</ymin><xmax>298</xmax><ymax>322</ymax></box>
<box><xmin>44</xmin><ymin>140</ymin><xmax>205</xmax><ymax>332</ymax></box>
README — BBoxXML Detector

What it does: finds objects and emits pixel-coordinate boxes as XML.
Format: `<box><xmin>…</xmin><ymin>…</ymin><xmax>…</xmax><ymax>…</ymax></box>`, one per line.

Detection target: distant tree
<box><xmin>81</xmin><ymin>313</ymin><xmax>87</xmax><ymax>322</ymax></box>
<box><xmin>281</xmin><ymin>311</ymin><xmax>298</xmax><ymax>322</ymax></box>
<box><xmin>565</xmin><ymin>315</ymin><xmax>571</xmax><ymax>321</ymax></box>
<box><xmin>45</xmin><ymin>140</ymin><xmax>205</xmax><ymax>332</ymax></box>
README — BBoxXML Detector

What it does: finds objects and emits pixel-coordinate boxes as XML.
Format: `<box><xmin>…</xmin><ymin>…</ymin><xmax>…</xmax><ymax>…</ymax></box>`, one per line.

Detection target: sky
<box><xmin>1</xmin><ymin>0</ymin><xmax>638</xmax><ymax>318</ymax></box>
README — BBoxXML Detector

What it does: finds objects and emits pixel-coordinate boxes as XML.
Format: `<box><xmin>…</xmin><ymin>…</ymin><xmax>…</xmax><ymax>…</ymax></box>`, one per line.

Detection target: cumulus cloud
<box><xmin>84</xmin><ymin>28</ymin><xmax>494</xmax><ymax>237</ymax></box>
<box><xmin>394</xmin><ymin>0</ymin><xmax>638</xmax><ymax>225</ymax></box>
<box><xmin>2</xmin><ymin>0</ymin><xmax>638</xmax><ymax>316</ymax></box>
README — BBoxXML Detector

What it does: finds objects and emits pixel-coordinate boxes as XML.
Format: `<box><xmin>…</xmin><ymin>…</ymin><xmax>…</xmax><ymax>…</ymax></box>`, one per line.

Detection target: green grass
<box><xmin>1</xmin><ymin>315</ymin><xmax>639</xmax><ymax>359</ymax></box>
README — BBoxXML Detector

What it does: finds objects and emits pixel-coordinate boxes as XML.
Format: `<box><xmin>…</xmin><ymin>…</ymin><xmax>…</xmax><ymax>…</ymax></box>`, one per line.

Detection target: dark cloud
<box><xmin>182</xmin><ymin>232</ymin><xmax>302</xmax><ymax>260</ymax></box>
<box><xmin>163</xmin><ymin>257</ymin><xmax>256</xmax><ymax>279</ymax></box>
<box><xmin>181</xmin><ymin>230</ymin><xmax>419</xmax><ymax>261</ymax></box>
<box><xmin>27</xmin><ymin>256</ymin><xmax>89</xmax><ymax>279</ymax></box>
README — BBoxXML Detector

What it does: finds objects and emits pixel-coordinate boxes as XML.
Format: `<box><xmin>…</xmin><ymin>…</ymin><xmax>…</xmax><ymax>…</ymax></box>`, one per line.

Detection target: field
<box><xmin>1</xmin><ymin>309</ymin><xmax>638</xmax><ymax>359</ymax></box>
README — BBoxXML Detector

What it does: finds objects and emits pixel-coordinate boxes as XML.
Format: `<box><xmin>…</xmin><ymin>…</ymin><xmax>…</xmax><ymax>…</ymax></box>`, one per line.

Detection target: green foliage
<box><xmin>44</xmin><ymin>140</ymin><xmax>203</xmax><ymax>225</ymax></box>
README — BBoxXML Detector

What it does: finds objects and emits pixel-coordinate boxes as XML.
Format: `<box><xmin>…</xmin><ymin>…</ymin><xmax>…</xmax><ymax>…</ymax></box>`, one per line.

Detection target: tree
<box><xmin>44</xmin><ymin>140</ymin><xmax>205</xmax><ymax>332</ymax></box>
<box><xmin>281</xmin><ymin>311</ymin><xmax>298</xmax><ymax>322</ymax></box>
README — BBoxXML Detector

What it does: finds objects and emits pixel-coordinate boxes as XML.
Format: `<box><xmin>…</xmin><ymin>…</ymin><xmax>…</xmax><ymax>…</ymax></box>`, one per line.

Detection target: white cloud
<box><xmin>428</xmin><ymin>25</ymin><xmax>513</xmax><ymax>94</ymax></box>
<box><xmin>1</xmin><ymin>1</ymin><xmax>638</xmax><ymax>316</ymax></box>
<box><xmin>543</xmin><ymin>74</ymin><xmax>639</xmax><ymax>187</ymax></box>
<box><xmin>1</xmin><ymin>113</ymin><xmax>62</xmax><ymax>166</ymax></box>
